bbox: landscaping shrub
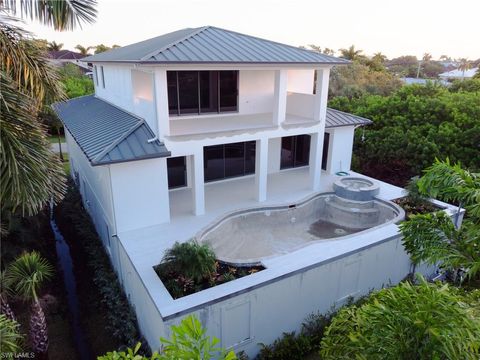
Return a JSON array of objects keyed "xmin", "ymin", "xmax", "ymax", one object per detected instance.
[
  {"xmin": 320, "ymin": 277, "xmax": 480, "ymax": 360},
  {"xmin": 58, "ymin": 183, "xmax": 141, "ymax": 348},
  {"xmin": 256, "ymin": 312, "xmax": 331, "ymax": 360}
]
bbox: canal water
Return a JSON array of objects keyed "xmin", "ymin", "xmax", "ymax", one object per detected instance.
[{"xmin": 50, "ymin": 204, "xmax": 91, "ymax": 360}]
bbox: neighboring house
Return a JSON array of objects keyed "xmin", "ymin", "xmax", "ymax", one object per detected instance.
[
  {"xmin": 53, "ymin": 27, "xmax": 459, "ymax": 357},
  {"xmin": 439, "ymin": 67, "xmax": 478, "ymax": 80},
  {"xmin": 401, "ymin": 77, "xmax": 449, "ymax": 86},
  {"xmin": 48, "ymin": 50, "xmax": 91, "ymax": 72}
]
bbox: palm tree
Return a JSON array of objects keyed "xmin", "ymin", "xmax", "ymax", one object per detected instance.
[
  {"xmin": 372, "ymin": 52, "xmax": 387, "ymax": 64},
  {"xmin": 47, "ymin": 41, "xmax": 63, "ymax": 51},
  {"xmin": 94, "ymin": 43, "xmax": 111, "ymax": 54},
  {"xmin": 0, "ymin": 0, "xmax": 97, "ymax": 219},
  {"xmin": 400, "ymin": 159, "xmax": 480, "ymax": 284},
  {"xmin": 0, "ymin": 314, "xmax": 24, "ymax": 353},
  {"xmin": 74, "ymin": 44, "xmax": 92, "ymax": 55},
  {"xmin": 458, "ymin": 58, "xmax": 472, "ymax": 80},
  {"xmin": 422, "ymin": 52, "xmax": 432, "ymax": 62},
  {"xmin": 7, "ymin": 252, "xmax": 53, "ymax": 356},
  {"xmin": 323, "ymin": 48, "xmax": 335, "ymax": 56},
  {"xmin": 338, "ymin": 45, "xmax": 364, "ymax": 61},
  {"xmin": 0, "ymin": 271, "xmax": 16, "ymax": 321}
]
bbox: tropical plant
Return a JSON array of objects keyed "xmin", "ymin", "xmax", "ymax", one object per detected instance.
[
  {"xmin": 7, "ymin": 252, "xmax": 53, "ymax": 355},
  {"xmin": 458, "ymin": 58, "xmax": 472, "ymax": 79},
  {"xmin": 94, "ymin": 44, "xmax": 111, "ymax": 53},
  {"xmin": 1, "ymin": 0, "xmax": 97, "ymax": 220},
  {"xmin": 400, "ymin": 160, "xmax": 480, "ymax": 284},
  {"xmin": 0, "ymin": 314, "xmax": 24, "ymax": 353},
  {"xmin": 0, "ymin": 271, "xmax": 16, "ymax": 322},
  {"xmin": 160, "ymin": 315, "xmax": 236, "ymax": 360},
  {"xmin": 47, "ymin": 40, "xmax": 62, "ymax": 51},
  {"xmin": 98, "ymin": 315, "xmax": 236, "ymax": 360},
  {"xmin": 161, "ymin": 241, "xmax": 216, "ymax": 282},
  {"xmin": 338, "ymin": 45, "xmax": 364, "ymax": 61},
  {"xmin": 74, "ymin": 44, "xmax": 92, "ymax": 55},
  {"xmin": 320, "ymin": 277, "xmax": 480, "ymax": 359}
]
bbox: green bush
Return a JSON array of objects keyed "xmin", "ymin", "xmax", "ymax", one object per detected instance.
[
  {"xmin": 59, "ymin": 183, "xmax": 140, "ymax": 347},
  {"xmin": 320, "ymin": 277, "xmax": 480, "ymax": 359},
  {"xmin": 161, "ymin": 241, "xmax": 216, "ymax": 283}
]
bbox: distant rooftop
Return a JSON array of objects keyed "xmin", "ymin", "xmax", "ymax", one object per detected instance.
[
  {"xmin": 439, "ymin": 67, "xmax": 478, "ymax": 79},
  {"xmin": 83, "ymin": 26, "xmax": 349, "ymax": 65},
  {"xmin": 52, "ymin": 96, "xmax": 170, "ymax": 166},
  {"xmin": 48, "ymin": 50, "xmax": 85, "ymax": 60}
]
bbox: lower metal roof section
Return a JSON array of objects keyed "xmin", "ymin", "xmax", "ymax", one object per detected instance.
[
  {"xmin": 326, "ymin": 108, "xmax": 372, "ymax": 128},
  {"xmin": 52, "ymin": 95, "xmax": 170, "ymax": 166}
]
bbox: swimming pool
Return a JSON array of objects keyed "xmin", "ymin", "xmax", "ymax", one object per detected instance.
[{"xmin": 197, "ymin": 193, "xmax": 404, "ymax": 265}]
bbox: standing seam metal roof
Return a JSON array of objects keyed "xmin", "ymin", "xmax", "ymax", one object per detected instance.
[
  {"xmin": 325, "ymin": 108, "xmax": 372, "ymax": 128},
  {"xmin": 52, "ymin": 95, "xmax": 170, "ymax": 166},
  {"xmin": 83, "ymin": 26, "xmax": 350, "ymax": 65}
]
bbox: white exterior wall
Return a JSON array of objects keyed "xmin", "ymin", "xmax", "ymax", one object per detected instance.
[
  {"xmin": 238, "ymin": 70, "xmax": 275, "ymax": 114},
  {"xmin": 131, "ymin": 69, "xmax": 156, "ymax": 133},
  {"xmin": 268, "ymin": 137, "xmax": 281, "ymax": 173},
  {"xmin": 94, "ymin": 64, "xmax": 134, "ymax": 112},
  {"xmin": 65, "ymin": 130, "xmax": 116, "ymax": 248},
  {"xmin": 286, "ymin": 69, "xmax": 314, "ymax": 94},
  {"xmin": 325, "ymin": 126, "xmax": 355, "ymax": 174},
  {"xmin": 109, "ymin": 158, "xmax": 170, "ymax": 233}
]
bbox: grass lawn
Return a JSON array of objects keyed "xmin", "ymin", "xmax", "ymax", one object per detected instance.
[
  {"xmin": 49, "ymin": 135, "xmax": 66, "ymax": 143},
  {"xmin": 62, "ymin": 153, "xmax": 70, "ymax": 175}
]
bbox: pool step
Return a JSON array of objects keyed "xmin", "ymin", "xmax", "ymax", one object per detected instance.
[{"xmin": 324, "ymin": 196, "xmax": 380, "ymax": 229}]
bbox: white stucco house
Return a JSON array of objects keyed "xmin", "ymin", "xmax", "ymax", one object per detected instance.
[{"xmin": 53, "ymin": 27, "xmax": 460, "ymax": 357}]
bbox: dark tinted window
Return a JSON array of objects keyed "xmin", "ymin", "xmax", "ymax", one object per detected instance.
[
  {"xmin": 280, "ymin": 135, "xmax": 311, "ymax": 169},
  {"xmin": 219, "ymin": 71, "xmax": 238, "ymax": 112},
  {"xmin": 178, "ymin": 71, "xmax": 199, "ymax": 114},
  {"xmin": 322, "ymin": 133, "xmax": 330, "ymax": 170},
  {"xmin": 167, "ymin": 157, "xmax": 187, "ymax": 188},
  {"xmin": 167, "ymin": 71, "xmax": 238, "ymax": 115},
  {"xmin": 204, "ymin": 141, "xmax": 256, "ymax": 182}
]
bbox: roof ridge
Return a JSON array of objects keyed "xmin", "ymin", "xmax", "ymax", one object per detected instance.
[
  {"xmin": 140, "ymin": 26, "xmax": 210, "ymax": 61},
  {"xmin": 208, "ymin": 26, "xmax": 349, "ymax": 64},
  {"xmin": 92, "ymin": 120, "xmax": 146, "ymax": 164}
]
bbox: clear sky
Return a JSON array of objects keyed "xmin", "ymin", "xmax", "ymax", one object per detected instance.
[{"xmin": 21, "ymin": 0, "xmax": 480, "ymax": 60}]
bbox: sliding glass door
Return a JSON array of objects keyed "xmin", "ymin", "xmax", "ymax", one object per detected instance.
[
  {"xmin": 204, "ymin": 141, "xmax": 256, "ymax": 182},
  {"xmin": 280, "ymin": 135, "xmax": 311, "ymax": 169}
]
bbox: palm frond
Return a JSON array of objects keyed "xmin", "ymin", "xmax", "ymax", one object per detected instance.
[
  {"xmin": 0, "ymin": 314, "xmax": 24, "ymax": 353},
  {"xmin": 2, "ymin": 0, "xmax": 97, "ymax": 31},
  {"xmin": 6, "ymin": 251, "xmax": 53, "ymax": 302},
  {"xmin": 0, "ymin": 15, "xmax": 65, "ymax": 103},
  {"xmin": 1, "ymin": 72, "xmax": 66, "ymax": 216}
]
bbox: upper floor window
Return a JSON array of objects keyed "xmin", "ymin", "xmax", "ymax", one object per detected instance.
[
  {"xmin": 167, "ymin": 70, "xmax": 238, "ymax": 115},
  {"xmin": 94, "ymin": 66, "xmax": 99, "ymax": 86},
  {"xmin": 100, "ymin": 66, "xmax": 105, "ymax": 88}
]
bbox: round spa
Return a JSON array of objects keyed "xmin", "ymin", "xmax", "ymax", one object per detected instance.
[
  {"xmin": 333, "ymin": 177, "xmax": 380, "ymax": 201},
  {"xmin": 196, "ymin": 193, "xmax": 404, "ymax": 266}
]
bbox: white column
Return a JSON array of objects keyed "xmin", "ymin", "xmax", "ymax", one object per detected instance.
[
  {"xmin": 309, "ymin": 132, "xmax": 325, "ymax": 191},
  {"xmin": 154, "ymin": 68, "xmax": 170, "ymax": 139},
  {"xmin": 192, "ymin": 152, "xmax": 205, "ymax": 216},
  {"xmin": 273, "ymin": 69, "xmax": 288, "ymax": 125},
  {"xmin": 255, "ymin": 138, "xmax": 268, "ymax": 202},
  {"xmin": 313, "ymin": 68, "xmax": 330, "ymax": 122}
]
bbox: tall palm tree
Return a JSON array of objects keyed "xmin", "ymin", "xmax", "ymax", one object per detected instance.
[
  {"xmin": 338, "ymin": 45, "xmax": 364, "ymax": 61},
  {"xmin": 422, "ymin": 52, "xmax": 432, "ymax": 62},
  {"xmin": 94, "ymin": 43, "xmax": 111, "ymax": 54},
  {"xmin": 47, "ymin": 40, "xmax": 63, "ymax": 51},
  {"xmin": 74, "ymin": 44, "xmax": 92, "ymax": 55},
  {"xmin": 372, "ymin": 52, "xmax": 387, "ymax": 64},
  {"xmin": 458, "ymin": 58, "xmax": 472, "ymax": 80},
  {"xmin": 7, "ymin": 252, "xmax": 53, "ymax": 356},
  {"xmin": 0, "ymin": 0, "xmax": 97, "ymax": 219}
]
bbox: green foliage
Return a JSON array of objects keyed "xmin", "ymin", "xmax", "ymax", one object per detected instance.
[
  {"xmin": 98, "ymin": 316, "xmax": 236, "ymax": 360},
  {"xmin": 329, "ymin": 63, "xmax": 402, "ymax": 98},
  {"xmin": 161, "ymin": 241, "xmax": 217, "ymax": 283},
  {"xmin": 256, "ymin": 312, "xmax": 331, "ymax": 360},
  {"xmin": 0, "ymin": 314, "xmax": 24, "ymax": 353},
  {"xmin": 62, "ymin": 75, "xmax": 94, "ymax": 98},
  {"xmin": 60, "ymin": 184, "xmax": 140, "ymax": 347},
  {"xmin": 330, "ymin": 84, "xmax": 480, "ymax": 185},
  {"xmin": 6, "ymin": 251, "xmax": 53, "ymax": 301},
  {"xmin": 320, "ymin": 277, "xmax": 480, "ymax": 360},
  {"xmin": 449, "ymin": 78, "xmax": 480, "ymax": 93}
]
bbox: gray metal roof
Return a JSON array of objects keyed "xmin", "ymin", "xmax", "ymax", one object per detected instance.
[
  {"xmin": 326, "ymin": 108, "xmax": 372, "ymax": 128},
  {"xmin": 83, "ymin": 26, "xmax": 349, "ymax": 65},
  {"xmin": 52, "ymin": 95, "xmax": 170, "ymax": 166}
]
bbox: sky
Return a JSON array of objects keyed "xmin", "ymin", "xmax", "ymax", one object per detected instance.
[{"xmin": 21, "ymin": 0, "xmax": 480, "ymax": 60}]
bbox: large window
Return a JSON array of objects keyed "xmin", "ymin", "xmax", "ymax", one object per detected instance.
[
  {"xmin": 168, "ymin": 71, "xmax": 238, "ymax": 115},
  {"xmin": 204, "ymin": 141, "xmax": 256, "ymax": 182},
  {"xmin": 280, "ymin": 135, "xmax": 311, "ymax": 169}
]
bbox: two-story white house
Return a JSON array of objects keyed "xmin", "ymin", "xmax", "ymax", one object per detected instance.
[{"xmin": 53, "ymin": 27, "xmax": 455, "ymax": 357}]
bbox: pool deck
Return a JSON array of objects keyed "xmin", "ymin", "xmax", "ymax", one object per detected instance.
[{"xmin": 118, "ymin": 168, "xmax": 411, "ymax": 317}]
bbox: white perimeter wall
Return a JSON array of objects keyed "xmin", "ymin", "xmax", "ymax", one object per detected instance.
[
  {"xmin": 109, "ymin": 158, "xmax": 170, "ymax": 233},
  {"xmin": 66, "ymin": 130, "xmax": 115, "ymax": 247},
  {"xmin": 116, "ymin": 234, "xmax": 434, "ymax": 358}
]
